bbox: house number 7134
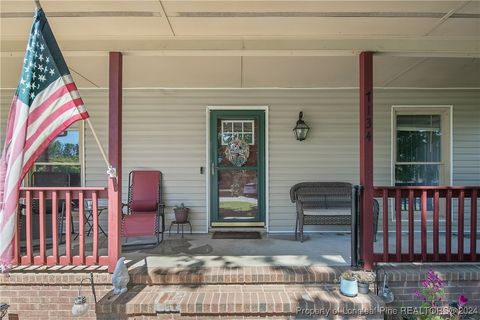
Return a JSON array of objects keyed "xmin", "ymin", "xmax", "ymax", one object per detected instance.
[{"xmin": 365, "ymin": 91, "xmax": 372, "ymax": 142}]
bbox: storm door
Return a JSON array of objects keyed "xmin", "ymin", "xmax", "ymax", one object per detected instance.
[{"xmin": 210, "ymin": 110, "xmax": 265, "ymax": 226}]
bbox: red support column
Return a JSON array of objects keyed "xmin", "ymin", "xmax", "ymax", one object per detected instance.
[
  {"xmin": 108, "ymin": 52, "xmax": 123, "ymax": 272},
  {"xmin": 359, "ymin": 52, "xmax": 374, "ymax": 270}
]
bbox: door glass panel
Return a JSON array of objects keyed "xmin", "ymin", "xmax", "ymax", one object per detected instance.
[
  {"xmin": 218, "ymin": 170, "xmax": 258, "ymax": 220},
  {"xmin": 218, "ymin": 119, "xmax": 257, "ymax": 167},
  {"xmin": 233, "ymin": 122, "xmax": 242, "ymax": 132}
]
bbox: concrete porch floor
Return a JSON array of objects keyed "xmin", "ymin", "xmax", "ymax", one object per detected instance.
[
  {"xmin": 123, "ymin": 233, "xmax": 353, "ymax": 269},
  {"xmin": 119, "ymin": 230, "xmax": 479, "ymax": 269}
]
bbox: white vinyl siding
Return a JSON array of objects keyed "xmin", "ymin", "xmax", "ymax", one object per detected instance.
[{"xmin": 1, "ymin": 89, "xmax": 479, "ymax": 233}]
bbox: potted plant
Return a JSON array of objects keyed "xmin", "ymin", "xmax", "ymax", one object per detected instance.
[
  {"xmin": 353, "ymin": 271, "xmax": 375, "ymax": 294},
  {"xmin": 339, "ymin": 271, "xmax": 358, "ymax": 297},
  {"xmin": 173, "ymin": 203, "xmax": 189, "ymax": 223}
]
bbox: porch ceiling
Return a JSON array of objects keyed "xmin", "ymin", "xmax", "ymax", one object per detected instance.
[{"xmin": 0, "ymin": 0, "xmax": 479, "ymax": 89}]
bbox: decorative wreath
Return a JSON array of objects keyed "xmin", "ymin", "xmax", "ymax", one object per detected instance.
[{"xmin": 225, "ymin": 138, "xmax": 250, "ymax": 167}]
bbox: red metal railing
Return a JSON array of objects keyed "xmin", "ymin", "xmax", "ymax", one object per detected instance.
[
  {"xmin": 373, "ymin": 186, "xmax": 479, "ymax": 263},
  {"xmin": 14, "ymin": 187, "xmax": 109, "ymax": 267}
]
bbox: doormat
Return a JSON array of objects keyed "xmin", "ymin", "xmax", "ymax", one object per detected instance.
[{"xmin": 212, "ymin": 231, "xmax": 261, "ymax": 239}]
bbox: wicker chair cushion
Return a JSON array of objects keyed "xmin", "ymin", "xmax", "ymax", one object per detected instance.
[{"xmin": 303, "ymin": 208, "xmax": 351, "ymax": 216}]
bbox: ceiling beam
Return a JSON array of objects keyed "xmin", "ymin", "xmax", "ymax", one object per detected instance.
[
  {"xmin": 2, "ymin": 11, "xmax": 479, "ymax": 19},
  {"xmin": 171, "ymin": 11, "xmax": 480, "ymax": 18},
  {"xmin": 0, "ymin": 11, "xmax": 162, "ymax": 18},
  {"xmin": 2, "ymin": 38, "xmax": 478, "ymax": 58},
  {"xmin": 2, "ymin": 34, "xmax": 476, "ymax": 42},
  {"xmin": 3, "ymin": 50, "xmax": 477, "ymax": 58}
]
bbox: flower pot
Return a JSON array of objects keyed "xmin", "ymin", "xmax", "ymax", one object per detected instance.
[
  {"xmin": 340, "ymin": 276, "xmax": 358, "ymax": 297},
  {"xmin": 174, "ymin": 208, "xmax": 189, "ymax": 223},
  {"xmin": 358, "ymin": 281, "xmax": 370, "ymax": 294}
]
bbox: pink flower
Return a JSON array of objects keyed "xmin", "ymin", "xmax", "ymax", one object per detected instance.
[
  {"xmin": 458, "ymin": 295, "xmax": 468, "ymax": 307},
  {"xmin": 414, "ymin": 290, "xmax": 421, "ymax": 298}
]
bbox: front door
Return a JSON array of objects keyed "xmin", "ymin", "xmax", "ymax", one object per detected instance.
[{"xmin": 210, "ymin": 110, "xmax": 266, "ymax": 227}]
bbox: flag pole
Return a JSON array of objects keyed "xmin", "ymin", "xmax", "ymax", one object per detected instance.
[
  {"xmin": 31, "ymin": 0, "xmax": 116, "ymax": 178},
  {"xmin": 85, "ymin": 119, "xmax": 117, "ymax": 178}
]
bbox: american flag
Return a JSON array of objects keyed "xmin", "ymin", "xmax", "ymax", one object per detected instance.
[{"xmin": 0, "ymin": 8, "xmax": 88, "ymax": 271}]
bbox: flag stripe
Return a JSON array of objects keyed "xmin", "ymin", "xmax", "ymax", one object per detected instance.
[
  {"xmin": 0, "ymin": 217, "xmax": 15, "ymax": 262},
  {"xmin": 27, "ymin": 78, "xmax": 75, "ymax": 121},
  {"xmin": 5, "ymin": 99, "xmax": 26, "ymax": 153},
  {"xmin": 27, "ymin": 92, "xmax": 85, "ymax": 139},
  {"xmin": 3, "ymin": 99, "xmax": 21, "ymax": 145},
  {"xmin": 2, "ymin": 103, "xmax": 30, "ymax": 207},
  {"xmin": 0, "ymin": 107, "xmax": 28, "ymax": 261},
  {"xmin": 0, "ymin": 99, "xmax": 21, "ymax": 209},
  {"xmin": 28, "ymin": 77, "xmax": 83, "ymax": 119},
  {"xmin": 24, "ymin": 98, "xmax": 83, "ymax": 151}
]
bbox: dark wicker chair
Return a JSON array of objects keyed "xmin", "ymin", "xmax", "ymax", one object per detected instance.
[{"xmin": 290, "ymin": 182, "xmax": 379, "ymax": 242}]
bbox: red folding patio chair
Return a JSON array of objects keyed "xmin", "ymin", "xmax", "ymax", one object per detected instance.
[{"xmin": 121, "ymin": 170, "xmax": 165, "ymax": 247}]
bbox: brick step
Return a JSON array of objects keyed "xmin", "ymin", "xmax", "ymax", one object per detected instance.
[
  {"xmin": 96, "ymin": 283, "xmax": 385, "ymax": 319},
  {"xmin": 129, "ymin": 265, "xmax": 350, "ymax": 285}
]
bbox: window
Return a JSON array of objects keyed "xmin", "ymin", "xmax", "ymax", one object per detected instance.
[
  {"xmin": 395, "ymin": 115, "xmax": 442, "ymax": 186},
  {"xmin": 221, "ymin": 120, "xmax": 255, "ymax": 145},
  {"xmin": 392, "ymin": 107, "xmax": 451, "ymax": 211},
  {"xmin": 31, "ymin": 123, "xmax": 83, "ymax": 186}
]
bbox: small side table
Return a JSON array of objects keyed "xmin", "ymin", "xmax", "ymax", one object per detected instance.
[{"xmin": 168, "ymin": 221, "xmax": 192, "ymax": 238}]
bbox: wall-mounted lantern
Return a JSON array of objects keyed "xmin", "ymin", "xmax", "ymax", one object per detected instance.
[
  {"xmin": 0, "ymin": 303, "xmax": 9, "ymax": 320},
  {"xmin": 293, "ymin": 111, "xmax": 310, "ymax": 141}
]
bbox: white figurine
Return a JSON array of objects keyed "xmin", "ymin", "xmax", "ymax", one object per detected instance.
[{"xmin": 112, "ymin": 257, "xmax": 129, "ymax": 295}]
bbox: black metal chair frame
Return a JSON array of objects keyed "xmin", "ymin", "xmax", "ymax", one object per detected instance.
[
  {"xmin": 84, "ymin": 205, "xmax": 107, "ymax": 237},
  {"xmin": 73, "ymin": 201, "xmax": 108, "ymax": 241}
]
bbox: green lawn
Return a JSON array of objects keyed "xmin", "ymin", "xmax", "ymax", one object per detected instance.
[{"xmin": 220, "ymin": 201, "xmax": 256, "ymax": 212}]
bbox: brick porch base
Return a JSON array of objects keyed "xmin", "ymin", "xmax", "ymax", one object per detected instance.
[
  {"xmin": 0, "ymin": 267, "xmax": 112, "ymax": 319},
  {"xmin": 96, "ymin": 283, "xmax": 384, "ymax": 319},
  {"xmin": 2, "ymin": 263, "xmax": 479, "ymax": 319},
  {"xmin": 96, "ymin": 265, "xmax": 384, "ymax": 319}
]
